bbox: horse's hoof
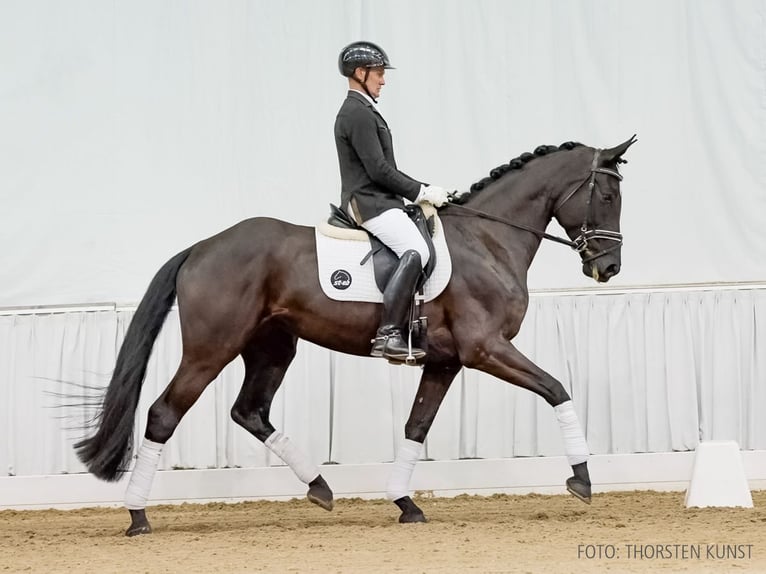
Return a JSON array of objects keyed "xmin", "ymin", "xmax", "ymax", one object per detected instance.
[
  {"xmin": 393, "ymin": 496, "xmax": 428, "ymax": 524},
  {"xmin": 125, "ymin": 523, "xmax": 152, "ymax": 537},
  {"xmin": 566, "ymin": 476, "xmax": 592, "ymax": 504},
  {"xmin": 307, "ymin": 492, "xmax": 334, "ymax": 511},
  {"xmin": 307, "ymin": 475, "xmax": 334, "ymax": 511},
  {"xmin": 125, "ymin": 509, "xmax": 152, "ymax": 537},
  {"xmin": 399, "ymin": 509, "xmax": 428, "ymax": 523}
]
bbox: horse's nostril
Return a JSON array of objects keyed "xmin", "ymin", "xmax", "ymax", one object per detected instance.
[{"xmin": 605, "ymin": 264, "xmax": 620, "ymax": 277}]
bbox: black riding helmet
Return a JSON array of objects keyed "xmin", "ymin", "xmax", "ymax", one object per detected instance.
[{"xmin": 338, "ymin": 41, "xmax": 395, "ymax": 77}]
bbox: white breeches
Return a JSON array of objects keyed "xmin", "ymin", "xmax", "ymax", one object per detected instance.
[{"xmin": 361, "ymin": 208, "xmax": 430, "ymax": 267}]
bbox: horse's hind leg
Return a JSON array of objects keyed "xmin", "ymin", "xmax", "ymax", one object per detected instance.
[
  {"xmin": 125, "ymin": 355, "xmax": 229, "ymax": 536},
  {"xmin": 230, "ymin": 326, "xmax": 333, "ymax": 511},
  {"xmin": 461, "ymin": 336, "xmax": 591, "ymax": 503},
  {"xmin": 388, "ymin": 361, "xmax": 461, "ymax": 523}
]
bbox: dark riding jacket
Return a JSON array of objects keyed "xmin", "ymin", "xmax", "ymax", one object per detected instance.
[{"xmin": 334, "ymin": 90, "xmax": 423, "ymax": 222}]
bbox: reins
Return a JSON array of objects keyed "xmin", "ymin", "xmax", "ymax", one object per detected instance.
[
  {"xmin": 442, "ymin": 149, "xmax": 624, "ymax": 262},
  {"xmin": 442, "ymin": 202, "xmax": 578, "ymax": 248}
]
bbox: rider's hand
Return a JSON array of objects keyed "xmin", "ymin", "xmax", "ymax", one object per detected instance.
[{"xmin": 417, "ymin": 185, "xmax": 452, "ymax": 207}]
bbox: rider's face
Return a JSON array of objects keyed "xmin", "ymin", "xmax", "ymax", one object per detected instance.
[{"xmin": 355, "ymin": 66, "xmax": 386, "ymax": 98}]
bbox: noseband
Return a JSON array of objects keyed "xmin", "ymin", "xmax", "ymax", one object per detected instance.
[{"xmin": 552, "ymin": 149, "xmax": 623, "ymax": 264}]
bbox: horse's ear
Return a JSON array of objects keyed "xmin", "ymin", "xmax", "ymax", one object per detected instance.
[{"xmin": 601, "ymin": 134, "xmax": 637, "ymax": 164}]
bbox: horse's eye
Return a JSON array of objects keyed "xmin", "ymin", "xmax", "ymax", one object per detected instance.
[{"xmin": 601, "ymin": 193, "xmax": 614, "ymax": 204}]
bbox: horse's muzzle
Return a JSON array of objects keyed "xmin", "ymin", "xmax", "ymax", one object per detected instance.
[{"xmin": 584, "ymin": 260, "xmax": 621, "ymax": 283}]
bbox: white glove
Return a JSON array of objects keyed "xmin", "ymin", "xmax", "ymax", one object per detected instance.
[{"xmin": 416, "ymin": 184, "xmax": 451, "ymax": 207}]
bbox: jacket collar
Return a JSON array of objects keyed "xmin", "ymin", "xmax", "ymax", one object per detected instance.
[
  {"xmin": 348, "ymin": 89, "xmax": 376, "ymax": 107},
  {"xmin": 346, "ymin": 90, "xmax": 387, "ymax": 123}
]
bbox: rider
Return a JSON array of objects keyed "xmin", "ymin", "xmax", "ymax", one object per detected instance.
[{"xmin": 334, "ymin": 41, "xmax": 452, "ymax": 362}]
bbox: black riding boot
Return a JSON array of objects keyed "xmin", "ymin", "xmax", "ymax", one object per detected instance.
[{"xmin": 370, "ymin": 250, "xmax": 425, "ymax": 362}]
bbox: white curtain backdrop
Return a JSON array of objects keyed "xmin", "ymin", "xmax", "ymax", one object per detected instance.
[
  {"xmin": 1, "ymin": 0, "xmax": 765, "ymax": 307},
  {"xmin": 2, "ymin": 287, "xmax": 764, "ymax": 477}
]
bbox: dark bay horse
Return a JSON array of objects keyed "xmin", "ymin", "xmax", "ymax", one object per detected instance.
[{"xmin": 75, "ymin": 136, "xmax": 636, "ymax": 536}]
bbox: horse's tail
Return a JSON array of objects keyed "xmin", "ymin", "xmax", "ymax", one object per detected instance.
[{"xmin": 74, "ymin": 247, "xmax": 193, "ymax": 481}]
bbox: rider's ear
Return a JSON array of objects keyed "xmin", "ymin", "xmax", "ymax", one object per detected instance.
[{"xmin": 601, "ymin": 134, "xmax": 637, "ymax": 165}]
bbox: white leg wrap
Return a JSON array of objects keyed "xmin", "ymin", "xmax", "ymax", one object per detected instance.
[
  {"xmin": 264, "ymin": 431, "xmax": 319, "ymax": 484},
  {"xmin": 554, "ymin": 400, "xmax": 590, "ymax": 466},
  {"xmin": 386, "ymin": 439, "xmax": 423, "ymax": 501},
  {"xmin": 124, "ymin": 439, "xmax": 163, "ymax": 510}
]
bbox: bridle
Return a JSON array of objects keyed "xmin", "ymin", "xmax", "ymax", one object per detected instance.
[
  {"xmin": 444, "ymin": 149, "xmax": 624, "ymax": 265},
  {"xmin": 552, "ymin": 149, "xmax": 624, "ymax": 264}
]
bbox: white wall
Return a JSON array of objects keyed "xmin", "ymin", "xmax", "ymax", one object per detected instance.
[{"xmin": 2, "ymin": 0, "xmax": 765, "ymax": 307}]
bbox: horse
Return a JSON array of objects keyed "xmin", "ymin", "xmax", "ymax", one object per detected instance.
[{"xmin": 75, "ymin": 135, "xmax": 636, "ymax": 536}]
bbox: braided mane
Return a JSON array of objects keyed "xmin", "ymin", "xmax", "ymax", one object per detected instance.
[{"xmin": 452, "ymin": 141, "xmax": 582, "ymax": 204}]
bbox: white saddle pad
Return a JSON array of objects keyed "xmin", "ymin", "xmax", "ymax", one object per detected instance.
[{"xmin": 315, "ymin": 214, "xmax": 452, "ymax": 303}]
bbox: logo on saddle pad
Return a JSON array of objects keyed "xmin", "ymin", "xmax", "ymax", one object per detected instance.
[{"xmin": 330, "ymin": 269, "xmax": 352, "ymax": 290}]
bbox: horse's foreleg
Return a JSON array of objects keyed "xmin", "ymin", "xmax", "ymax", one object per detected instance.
[
  {"xmin": 462, "ymin": 337, "xmax": 591, "ymax": 503},
  {"xmin": 125, "ymin": 358, "xmax": 225, "ymax": 536},
  {"xmin": 230, "ymin": 328, "xmax": 333, "ymax": 511},
  {"xmin": 388, "ymin": 362, "xmax": 461, "ymax": 523}
]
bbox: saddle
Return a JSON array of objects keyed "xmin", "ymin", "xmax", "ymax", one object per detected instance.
[{"xmin": 326, "ymin": 204, "xmax": 437, "ymax": 292}]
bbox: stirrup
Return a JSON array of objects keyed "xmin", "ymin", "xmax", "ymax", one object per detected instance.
[
  {"xmin": 384, "ymin": 346, "xmax": 426, "ymax": 363},
  {"xmin": 370, "ymin": 331, "xmax": 425, "ymax": 364}
]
